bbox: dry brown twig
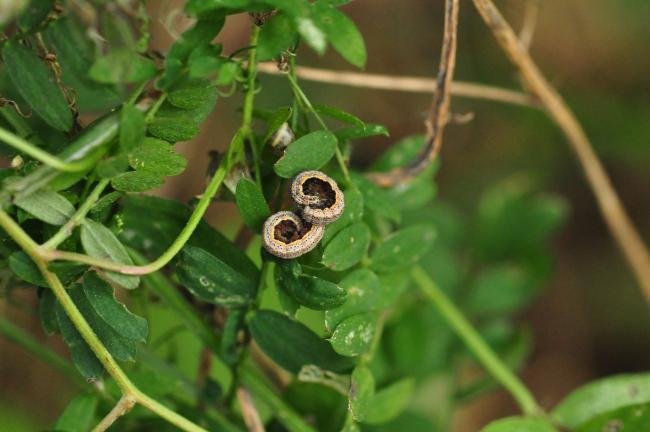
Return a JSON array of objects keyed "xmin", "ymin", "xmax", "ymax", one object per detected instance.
[
  {"xmin": 237, "ymin": 387, "xmax": 266, "ymax": 432},
  {"xmin": 257, "ymin": 62, "xmax": 536, "ymax": 108},
  {"xmin": 366, "ymin": 0, "xmax": 460, "ymax": 187},
  {"xmin": 519, "ymin": 0, "xmax": 541, "ymax": 51},
  {"xmin": 471, "ymin": 0, "xmax": 650, "ymax": 300}
]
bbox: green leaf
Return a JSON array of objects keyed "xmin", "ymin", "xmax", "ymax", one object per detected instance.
[
  {"xmin": 325, "ymin": 269, "xmax": 380, "ymax": 331},
  {"xmin": 371, "ymin": 135, "xmax": 426, "ymax": 171},
  {"xmin": 257, "ymin": 13, "xmax": 297, "ymax": 61},
  {"xmin": 119, "ymin": 104, "xmax": 146, "ymax": 152},
  {"xmin": 56, "ymin": 304, "xmax": 104, "ymax": 380},
  {"xmin": 263, "ymin": 106, "xmax": 293, "ymax": 143},
  {"xmin": 128, "ymin": 138, "xmax": 187, "ymax": 176},
  {"xmin": 97, "ymin": 155, "xmax": 129, "ymax": 179},
  {"xmin": 120, "ymin": 195, "xmax": 259, "ymax": 281},
  {"xmin": 274, "ymin": 130, "xmax": 338, "ymax": 178},
  {"xmin": 323, "ymin": 187, "xmax": 364, "ymax": 245},
  {"xmin": 312, "ymin": 2, "xmax": 367, "ymax": 68},
  {"xmin": 370, "ymin": 224, "xmax": 436, "ymax": 273},
  {"xmin": 185, "ymin": 0, "xmax": 251, "ymax": 15},
  {"xmin": 475, "ymin": 179, "xmax": 568, "ymax": 261},
  {"xmin": 10, "ymin": 251, "xmax": 85, "ymax": 288},
  {"xmin": 39, "ymin": 290, "xmax": 59, "ymax": 335},
  {"xmin": 14, "ymin": 189, "xmax": 74, "ymax": 225},
  {"xmin": 275, "ymin": 260, "xmax": 347, "ymax": 311},
  {"xmin": 330, "ymin": 312, "xmax": 376, "ymax": 357},
  {"xmin": 322, "ymin": 222, "xmax": 370, "ymax": 271},
  {"xmin": 352, "ymin": 174, "xmax": 400, "ymax": 222},
  {"xmin": 364, "ymin": 378, "xmax": 415, "ymax": 424},
  {"xmin": 148, "ymin": 117, "xmax": 200, "ymax": 143},
  {"xmin": 2, "ymin": 40, "xmax": 73, "ymax": 131},
  {"xmin": 82, "ymin": 273, "xmax": 148, "ymax": 343},
  {"xmin": 482, "ymin": 416, "xmax": 557, "ymax": 432},
  {"xmin": 220, "ymin": 308, "xmax": 246, "ymax": 366},
  {"xmin": 335, "ymin": 124, "xmax": 389, "ymax": 141},
  {"xmin": 17, "ymin": 0, "xmax": 54, "ymax": 33},
  {"xmin": 89, "ymin": 52, "xmax": 157, "ymax": 84},
  {"xmin": 296, "ymin": 17, "xmax": 327, "ymax": 54},
  {"xmin": 42, "ymin": 18, "xmax": 120, "ymax": 111},
  {"xmin": 177, "ymin": 246, "xmax": 257, "ymax": 307},
  {"xmin": 349, "ymin": 366, "xmax": 375, "ymax": 422},
  {"xmin": 168, "ymin": 81, "xmax": 215, "ymax": 110},
  {"xmin": 53, "ymin": 393, "xmax": 98, "ymax": 432},
  {"xmin": 576, "ymin": 403, "xmax": 650, "ymax": 432},
  {"xmin": 80, "ymin": 219, "xmax": 140, "ymax": 289},
  {"xmin": 466, "ymin": 265, "xmax": 536, "ymax": 316},
  {"xmin": 235, "ymin": 178, "xmax": 271, "ymax": 231},
  {"xmin": 158, "ymin": 17, "xmax": 225, "ymax": 90},
  {"xmin": 314, "ymin": 104, "xmax": 365, "ymax": 127},
  {"xmin": 111, "ymin": 170, "xmax": 163, "ymax": 192},
  {"xmin": 552, "ymin": 373, "xmax": 650, "ymax": 429},
  {"xmin": 68, "ymin": 283, "xmax": 138, "ymax": 362},
  {"xmin": 250, "ymin": 310, "xmax": 354, "ymax": 374}
]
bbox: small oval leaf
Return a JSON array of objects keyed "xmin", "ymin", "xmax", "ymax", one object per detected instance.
[
  {"xmin": 322, "ymin": 222, "xmax": 370, "ymax": 271},
  {"xmin": 177, "ymin": 246, "xmax": 257, "ymax": 307},
  {"xmin": 330, "ymin": 312, "xmax": 376, "ymax": 357},
  {"xmin": 235, "ymin": 178, "xmax": 271, "ymax": 231},
  {"xmin": 250, "ymin": 309, "xmax": 353, "ymax": 374},
  {"xmin": 274, "ymin": 130, "xmax": 337, "ymax": 178},
  {"xmin": 80, "ymin": 219, "xmax": 140, "ymax": 289}
]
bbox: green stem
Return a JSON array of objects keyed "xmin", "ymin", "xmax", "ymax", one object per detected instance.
[
  {"xmin": 411, "ymin": 266, "xmax": 542, "ymax": 416},
  {"xmin": 144, "ymin": 94, "xmax": 168, "ymax": 123},
  {"xmin": 43, "ymin": 160, "xmax": 229, "ymax": 275},
  {"xmin": 0, "ymin": 315, "xmax": 86, "ymax": 388},
  {"xmin": 285, "ymin": 73, "xmax": 351, "ymax": 183},
  {"xmin": 0, "ymin": 209, "xmax": 208, "ymax": 432},
  {"xmin": 241, "ymin": 25, "xmax": 262, "ymax": 188},
  {"xmin": 43, "ymin": 179, "xmax": 110, "ymax": 249},
  {"xmin": 133, "ymin": 255, "xmax": 310, "ymax": 431},
  {"xmin": 0, "ymin": 126, "xmax": 96, "ymax": 172}
]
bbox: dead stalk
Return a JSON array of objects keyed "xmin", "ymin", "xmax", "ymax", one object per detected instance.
[{"xmin": 471, "ymin": 0, "xmax": 650, "ymax": 301}]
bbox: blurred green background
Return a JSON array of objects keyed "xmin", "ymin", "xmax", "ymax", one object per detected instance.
[{"xmin": 1, "ymin": 1, "xmax": 649, "ymax": 430}]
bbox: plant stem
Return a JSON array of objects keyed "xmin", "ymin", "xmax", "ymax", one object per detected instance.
[
  {"xmin": 43, "ymin": 160, "xmax": 229, "ymax": 275},
  {"xmin": 285, "ymin": 72, "xmax": 351, "ymax": 184},
  {"xmin": 43, "ymin": 179, "xmax": 110, "ymax": 249},
  {"xmin": 0, "ymin": 126, "xmax": 95, "ymax": 172},
  {"xmin": 244, "ymin": 26, "xmax": 263, "ymax": 189},
  {"xmin": 0, "ymin": 209, "xmax": 208, "ymax": 432},
  {"xmin": 411, "ymin": 266, "xmax": 542, "ymax": 416},
  {"xmin": 92, "ymin": 394, "xmax": 137, "ymax": 432},
  {"xmin": 133, "ymin": 257, "xmax": 310, "ymax": 432},
  {"xmin": 0, "ymin": 315, "xmax": 86, "ymax": 388}
]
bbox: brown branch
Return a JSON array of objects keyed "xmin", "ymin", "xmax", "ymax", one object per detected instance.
[
  {"xmin": 237, "ymin": 387, "xmax": 266, "ymax": 432},
  {"xmin": 519, "ymin": 0, "xmax": 541, "ymax": 51},
  {"xmin": 257, "ymin": 63, "xmax": 536, "ymax": 108},
  {"xmin": 92, "ymin": 394, "xmax": 137, "ymax": 432},
  {"xmin": 367, "ymin": 0, "xmax": 460, "ymax": 187},
  {"xmin": 471, "ymin": 0, "xmax": 650, "ymax": 301}
]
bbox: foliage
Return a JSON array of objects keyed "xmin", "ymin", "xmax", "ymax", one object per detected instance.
[{"xmin": 0, "ymin": 1, "xmax": 641, "ymax": 432}]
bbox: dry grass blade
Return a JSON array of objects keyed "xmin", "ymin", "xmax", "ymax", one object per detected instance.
[
  {"xmin": 367, "ymin": 0, "xmax": 460, "ymax": 187},
  {"xmin": 472, "ymin": 0, "xmax": 650, "ymax": 301},
  {"xmin": 257, "ymin": 63, "xmax": 536, "ymax": 107}
]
